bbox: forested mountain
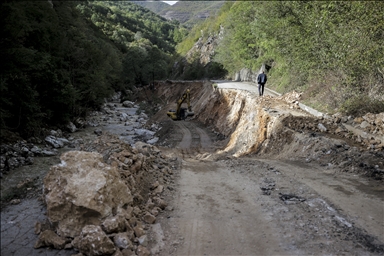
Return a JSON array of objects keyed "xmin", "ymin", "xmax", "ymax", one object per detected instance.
[
  {"xmin": 178, "ymin": 1, "xmax": 384, "ymax": 115},
  {"xmin": 132, "ymin": 0, "xmax": 224, "ymax": 28},
  {"xmin": 0, "ymin": 1, "xmax": 180, "ymax": 137}
]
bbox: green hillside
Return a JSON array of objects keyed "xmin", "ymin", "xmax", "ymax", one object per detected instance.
[
  {"xmin": 0, "ymin": 1, "xmax": 180, "ymax": 137},
  {"xmin": 179, "ymin": 1, "xmax": 384, "ymax": 115}
]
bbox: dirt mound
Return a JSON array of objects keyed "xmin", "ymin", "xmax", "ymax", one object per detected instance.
[{"xmin": 35, "ymin": 134, "xmax": 180, "ymax": 255}]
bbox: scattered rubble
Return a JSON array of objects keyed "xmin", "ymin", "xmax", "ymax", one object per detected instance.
[{"xmin": 36, "ymin": 133, "xmax": 179, "ymax": 255}]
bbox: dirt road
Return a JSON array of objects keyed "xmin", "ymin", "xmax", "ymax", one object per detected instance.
[
  {"xmin": 153, "ymin": 118, "xmax": 383, "ymax": 255},
  {"xmin": 150, "ymin": 79, "xmax": 384, "ymax": 256}
]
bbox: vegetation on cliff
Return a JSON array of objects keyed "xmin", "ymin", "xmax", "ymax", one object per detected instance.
[{"xmin": 179, "ymin": 1, "xmax": 384, "ymax": 115}]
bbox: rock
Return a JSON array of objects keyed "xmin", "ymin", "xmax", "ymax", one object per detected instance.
[
  {"xmin": 94, "ymin": 129, "xmax": 103, "ymax": 136},
  {"xmin": 35, "ymin": 221, "xmax": 42, "ymax": 234},
  {"xmin": 146, "ymin": 137, "xmax": 159, "ymax": 145},
  {"xmin": 10, "ymin": 199, "xmax": 21, "ymax": 204},
  {"xmin": 142, "ymin": 213, "xmax": 156, "ymax": 224},
  {"xmin": 354, "ymin": 117, "xmax": 364, "ymax": 124},
  {"xmin": 153, "ymin": 185, "xmax": 164, "ymax": 194},
  {"xmin": 74, "ymin": 118, "xmax": 86, "ymax": 128},
  {"xmin": 30, "ymin": 145, "xmax": 42, "ymax": 154},
  {"xmin": 113, "ymin": 249, "xmax": 124, "ymax": 256},
  {"xmin": 136, "ymin": 245, "xmax": 150, "ymax": 256},
  {"xmin": 45, "ymin": 135, "xmax": 64, "ymax": 148},
  {"xmin": 138, "ymin": 235, "xmax": 148, "ymax": 246},
  {"xmin": 66, "ymin": 122, "xmax": 77, "ymax": 133},
  {"xmin": 120, "ymin": 113, "xmax": 129, "ymax": 122},
  {"xmin": 134, "ymin": 129, "xmax": 155, "ymax": 137},
  {"xmin": 41, "ymin": 150, "xmax": 57, "ymax": 156},
  {"xmin": 360, "ymin": 121, "xmax": 370, "ymax": 129},
  {"xmin": 102, "ymin": 215, "xmax": 127, "ymax": 234},
  {"xmin": 317, "ymin": 123, "xmax": 327, "ymax": 132},
  {"xmin": 73, "ymin": 225, "xmax": 116, "ymax": 256},
  {"xmin": 121, "ymin": 249, "xmax": 136, "ymax": 256},
  {"xmin": 34, "ymin": 230, "xmax": 66, "ymax": 249},
  {"xmin": 44, "ymin": 151, "xmax": 133, "ymax": 237},
  {"xmin": 133, "ymin": 225, "xmax": 145, "ymax": 238},
  {"xmin": 113, "ymin": 232, "xmax": 133, "ymax": 249},
  {"xmin": 153, "ymin": 197, "xmax": 167, "ymax": 210},
  {"xmin": 151, "ymin": 181, "xmax": 160, "ymax": 189},
  {"xmin": 122, "ymin": 101, "xmax": 135, "ymax": 108}
]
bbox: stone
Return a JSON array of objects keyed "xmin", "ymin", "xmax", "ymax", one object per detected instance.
[
  {"xmin": 138, "ymin": 235, "xmax": 148, "ymax": 246},
  {"xmin": 45, "ymin": 135, "xmax": 64, "ymax": 148},
  {"xmin": 94, "ymin": 129, "xmax": 103, "ymax": 136},
  {"xmin": 34, "ymin": 230, "xmax": 66, "ymax": 249},
  {"xmin": 354, "ymin": 117, "xmax": 364, "ymax": 124},
  {"xmin": 121, "ymin": 249, "xmax": 136, "ymax": 256},
  {"xmin": 134, "ymin": 129, "xmax": 155, "ymax": 137},
  {"xmin": 120, "ymin": 113, "xmax": 129, "ymax": 122},
  {"xmin": 317, "ymin": 123, "xmax": 327, "ymax": 132},
  {"xmin": 113, "ymin": 249, "xmax": 124, "ymax": 256},
  {"xmin": 360, "ymin": 121, "xmax": 370, "ymax": 129},
  {"xmin": 122, "ymin": 101, "xmax": 135, "ymax": 108},
  {"xmin": 34, "ymin": 221, "xmax": 42, "ymax": 234},
  {"xmin": 142, "ymin": 213, "xmax": 156, "ymax": 224},
  {"xmin": 66, "ymin": 122, "xmax": 77, "ymax": 133},
  {"xmin": 153, "ymin": 185, "xmax": 164, "ymax": 194},
  {"xmin": 136, "ymin": 245, "xmax": 150, "ymax": 256},
  {"xmin": 133, "ymin": 225, "xmax": 145, "ymax": 238},
  {"xmin": 10, "ymin": 199, "xmax": 21, "ymax": 204},
  {"xmin": 41, "ymin": 150, "xmax": 57, "ymax": 156},
  {"xmin": 113, "ymin": 232, "xmax": 133, "ymax": 249},
  {"xmin": 153, "ymin": 197, "xmax": 168, "ymax": 210},
  {"xmin": 73, "ymin": 225, "xmax": 116, "ymax": 256},
  {"xmin": 146, "ymin": 137, "xmax": 159, "ymax": 145},
  {"xmin": 102, "ymin": 215, "xmax": 127, "ymax": 234},
  {"xmin": 44, "ymin": 151, "xmax": 133, "ymax": 237}
]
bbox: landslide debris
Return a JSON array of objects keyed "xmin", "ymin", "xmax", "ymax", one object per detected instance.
[{"xmin": 35, "ymin": 134, "xmax": 179, "ymax": 255}]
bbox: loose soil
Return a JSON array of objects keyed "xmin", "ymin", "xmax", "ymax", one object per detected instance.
[{"xmin": 150, "ymin": 119, "xmax": 384, "ymax": 255}]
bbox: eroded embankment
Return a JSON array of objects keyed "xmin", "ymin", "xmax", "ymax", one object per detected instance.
[
  {"xmin": 155, "ymin": 81, "xmax": 384, "ymax": 178},
  {"xmin": 155, "ymin": 80, "xmax": 307, "ymax": 157}
]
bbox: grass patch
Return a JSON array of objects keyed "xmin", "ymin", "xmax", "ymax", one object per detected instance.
[{"xmin": 341, "ymin": 95, "xmax": 384, "ymax": 116}]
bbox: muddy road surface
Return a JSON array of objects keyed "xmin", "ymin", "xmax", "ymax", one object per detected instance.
[{"xmin": 151, "ymin": 117, "xmax": 384, "ymax": 256}]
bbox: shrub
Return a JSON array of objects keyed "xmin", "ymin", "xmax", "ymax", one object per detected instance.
[{"xmin": 341, "ymin": 95, "xmax": 384, "ymax": 116}]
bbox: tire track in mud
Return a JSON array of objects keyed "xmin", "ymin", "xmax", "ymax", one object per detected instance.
[
  {"xmin": 175, "ymin": 122, "xmax": 192, "ymax": 149},
  {"xmin": 176, "ymin": 121, "xmax": 213, "ymax": 157}
]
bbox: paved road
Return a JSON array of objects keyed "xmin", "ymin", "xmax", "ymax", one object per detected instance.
[{"xmin": 212, "ymin": 80, "xmax": 281, "ymax": 97}]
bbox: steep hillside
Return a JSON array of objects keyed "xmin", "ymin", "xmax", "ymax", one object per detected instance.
[{"xmin": 177, "ymin": 1, "xmax": 384, "ymax": 116}]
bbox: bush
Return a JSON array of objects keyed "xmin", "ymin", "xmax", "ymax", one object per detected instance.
[{"xmin": 341, "ymin": 95, "xmax": 384, "ymax": 116}]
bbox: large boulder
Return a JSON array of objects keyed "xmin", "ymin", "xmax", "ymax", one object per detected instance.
[{"xmin": 44, "ymin": 151, "xmax": 133, "ymax": 237}]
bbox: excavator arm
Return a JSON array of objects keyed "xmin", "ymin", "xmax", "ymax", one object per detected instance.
[{"xmin": 167, "ymin": 89, "xmax": 194, "ymax": 120}]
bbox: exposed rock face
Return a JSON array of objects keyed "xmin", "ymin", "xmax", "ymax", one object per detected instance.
[{"xmin": 44, "ymin": 151, "xmax": 133, "ymax": 237}]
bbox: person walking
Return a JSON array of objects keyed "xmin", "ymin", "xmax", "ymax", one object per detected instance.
[{"xmin": 257, "ymin": 71, "xmax": 267, "ymax": 96}]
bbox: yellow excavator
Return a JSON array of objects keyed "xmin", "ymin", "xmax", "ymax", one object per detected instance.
[{"xmin": 167, "ymin": 89, "xmax": 194, "ymax": 120}]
